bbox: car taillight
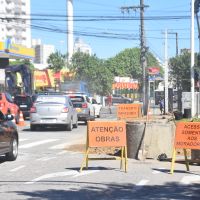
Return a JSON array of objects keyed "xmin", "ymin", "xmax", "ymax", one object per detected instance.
[
  {"xmin": 82, "ymin": 103, "xmax": 88, "ymax": 108},
  {"xmin": 62, "ymin": 107, "xmax": 69, "ymax": 113},
  {"xmin": 30, "ymin": 107, "xmax": 36, "ymax": 113}
]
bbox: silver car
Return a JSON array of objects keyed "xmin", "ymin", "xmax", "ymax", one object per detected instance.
[{"xmin": 30, "ymin": 95, "xmax": 78, "ymax": 131}]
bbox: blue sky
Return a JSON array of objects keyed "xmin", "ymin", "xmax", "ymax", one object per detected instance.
[{"xmin": 31, "ymin": 0, "xmax": 197, "ymax": 62}]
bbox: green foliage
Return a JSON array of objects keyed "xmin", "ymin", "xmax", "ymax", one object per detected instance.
[
  {"xmin": 69, "ymin": 48, "xmax": 160, "ymax": 95},
  {"xmin": 9, "ymin": 59, "xmax": 34, "ymax": 71},
  {"xmin": 47, "ymin": 51, "xmax": 66, "ymax": 72},
  {"xmin": 169, "ymin": 51, "xmax": 200, "ymax": 91},
  {"xmin": 69, "ymin": 52, "xmax": 113, "ymax": 95}
]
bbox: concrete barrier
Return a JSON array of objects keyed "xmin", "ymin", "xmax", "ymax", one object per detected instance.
[{"xmin": 143, "ymin": 122, "xmax": 175, "ymax": 159}]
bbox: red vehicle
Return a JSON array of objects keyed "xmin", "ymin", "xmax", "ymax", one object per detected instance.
[{"xmin": 0, "ymin": 92, "xmax": 20, "ymax": 124}]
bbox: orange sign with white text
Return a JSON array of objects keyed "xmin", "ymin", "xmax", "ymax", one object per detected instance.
[
  {"xmin": 174, "ymin": 122, "xmax": 200, "ymax": 150},
  {"xmin": 117, "ymin": 104, "xmax": 142, "ymax": 119},
  {"xmin": 88, "ymin": 121, "xmax": 126, "ymax": 147}
]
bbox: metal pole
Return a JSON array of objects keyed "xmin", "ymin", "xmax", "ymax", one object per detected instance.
[
  {"xmin": 140, "ymin": 0, "xmax": 148, "ymax": 115},
  {"xmin": 175, "ymin": 33, "xmax": 178, "ymax": 56},
  {"xmin": 67, "ymin": 0, "xmax": 73, "ymax": 63},
  {"xmin": 164, "ymin": 29, "xmax": 169, "ymax": 114},
  {"xmin": 191, "ymin": 0, "xmax": 195, "ymax": 117}
]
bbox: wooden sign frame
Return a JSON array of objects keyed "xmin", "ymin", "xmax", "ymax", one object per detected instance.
[
  {"xmin": 170, "ymin": 122, "xmax": 200, "ymax": 174},
  {"xmin": 80, "ymin": 121, "xmax": 128, "ymax": 173}
]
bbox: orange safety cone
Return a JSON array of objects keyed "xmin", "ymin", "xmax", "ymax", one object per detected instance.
[{"xmin": 18, "ymin": 111, "xmax": 26, "ymax": 126}]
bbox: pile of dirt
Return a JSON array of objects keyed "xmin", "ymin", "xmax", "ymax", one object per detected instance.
[{"xmin": 65, "ymin": 144, "xmax": 120, "ymax": 155}]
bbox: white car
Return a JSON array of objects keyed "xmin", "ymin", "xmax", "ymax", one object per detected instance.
[
  {"xmin": 67, "ymin": 93, "xmax": 95, "ymax": 124},
  {"xmin": 90, "ymin": 97, "xmax": 102, "ymax": 118}
]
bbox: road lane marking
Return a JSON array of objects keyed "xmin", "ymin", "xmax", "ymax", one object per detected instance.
[
  {"xmin": 25, "ymin": 170, "xmax": 100, "ymax": 184},
  {"xmin": 136, "ymin": 179, "xmax": 149, "ymax": 186},
  {"xmin": 152, "ymin": 168, "xmax": 166, "ymax": 174},
  {"xmin": 133, "ymin": 179, "xmax": 149, "ymax": 191},
  {"xmin": 49, "ymin": 143, "xmax": 70, "ymax": 149},
  {"xmin": 19, "ymin": 139, "xmax": 29, "ymax": 142},
  {"xmin": 181, "ymin": 175, "xmax": 200, "ymax": 184},
  {"xmin": 19, "ymin": 139, "xmax": 59, "ymax": 149},
  {"xmin": 25, "ymin": 171, "xmax": 78, "ymax": 184},
  {"xmin": 10, "ymin": 165, "xmax": 26, "ymax": 172},
  {"xmin": 36, "ymin": 157, "xmax": 57, "ymax": 161},
  {"xmin": 72, "ymin": 170, "xmax": 99, "ymax": 177},
  {"xmin": 57, "ymin": 150, "xmax": 68, "ymax": 155}
]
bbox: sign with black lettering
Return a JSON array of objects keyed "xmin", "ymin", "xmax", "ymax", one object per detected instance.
[
  {"xmin": 117, "ymin": 104, "xmax": 142, "ymax": 119},
  {"xmin": 88, "ymin": 121, "xmax": 126, "ymax": 147},
  {"xmin": 175, "ymin": 122, "xmax": 200, "ymax": 150}
]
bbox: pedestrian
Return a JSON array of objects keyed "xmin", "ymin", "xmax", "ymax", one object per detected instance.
[{"xmin": 159, "ymin": 98, "xmax": 164, "ymax": 115}]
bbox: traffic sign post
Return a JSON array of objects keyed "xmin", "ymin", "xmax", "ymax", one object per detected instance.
[{"xmin": 80, "ymin": 121, "xmax": 128, "ymax": 173}]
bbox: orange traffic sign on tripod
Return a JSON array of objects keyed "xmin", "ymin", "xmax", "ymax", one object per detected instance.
[
  {"xmin": 170, "ymin": 122, "xmax": 200, "ymax": 174},
  {"xmin": 80, "ymin": 121, "xmax": 128, "ymax": 173}
]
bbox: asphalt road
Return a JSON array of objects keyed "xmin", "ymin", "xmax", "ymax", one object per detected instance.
[{"xmin": 0, "ymin": 120, "xmax": 200, "ymax": 200}]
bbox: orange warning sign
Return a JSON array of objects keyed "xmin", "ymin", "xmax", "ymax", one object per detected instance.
[
  {"xmin": 88, "ymin": 121, "xmax": 126, "ymax": 147},
  {"xmin": 117, "ymin": 104, "xmax": 142, "ymax": 119},
  {"xmin": 174, "ymin": 122, "xmax": 200, "ymax": 150}
]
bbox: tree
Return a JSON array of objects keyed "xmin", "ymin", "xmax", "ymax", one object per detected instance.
[
  {"xmin": 9, "ymin": 59, "xmax": 34, "ymax": 71},
  {"xmin": 69, "ymin": 48, "xmax": 160, "ymax": 96},
  {"xmin": 47, "ymin": 51, "xmax": 66, "ymax": 72},
  {"xmin": 69, "ymin": 52, "xmax": 113, "ymax": 96}
]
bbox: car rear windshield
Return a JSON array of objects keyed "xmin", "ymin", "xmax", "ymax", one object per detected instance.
[
  {"xmin": 14, "ymin": 96, "xmax": 32, "ymax": 104},
  {"xmin": 36, "ymin": 96, "xmax": 66, "ymax": 104},
  {"xmin": 69, "ymin": 96, "xmax": 85, "ymax": 103}
]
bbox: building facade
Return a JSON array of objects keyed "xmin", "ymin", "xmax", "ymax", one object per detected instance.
[
  {"xmin": 0, "ymin": 0, "xmax": 31, "ymax": 47},
  {"xmin": 34, "ymin": 44, "xmax": 55, "ymax": 65},
  {"xmin": 74, "ymin": 37, "xmax": 92, "ymax": 55}
]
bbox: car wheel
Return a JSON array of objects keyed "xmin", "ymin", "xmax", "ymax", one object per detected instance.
[
  {"xmin": 73, "ymin": 120, "xmax": 78, "ymax": 128},
  {"xmin": 6, "ymin": 135, "xmax": 18, "ymax": 161},
  {"xmin": 30, "ymin": 124, "xmax": 36, "ymax": 131},
  {"xmin": 67, "ymin": 120, "xmax": 73, "ymax": 131}
]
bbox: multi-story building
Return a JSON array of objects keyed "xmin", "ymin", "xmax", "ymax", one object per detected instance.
[
  {"xmin": 0, "ymin": 0, "xmax": 31, "ymax": 47},
  {"xmin": 74, "ymin": 37, "xmax": 92, "ymax": 55},
  {"xmin": 33, "ymin": 43, "xmax": 55, "ymax": 65}
]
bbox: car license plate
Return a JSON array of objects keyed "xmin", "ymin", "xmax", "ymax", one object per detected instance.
[
  {"xmin": 40, "ymin": 119, "xmax": 56, "ymax": 123},
  {"xmin": 20, "ymin": 105, "xmax": 27, "ymax": 108},
  {"xmin": 76, "ymin": 108, "xmax": 82, "ymax": 112}
]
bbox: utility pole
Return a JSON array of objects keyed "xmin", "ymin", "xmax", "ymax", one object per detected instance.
[
  {"xmin": 121, "ymin": 0, "xmax": 149, "ymax": 115},
  {"xmin": 191, "ymin": 0, "xmax": 195, "ymax": 117},
  {"xmin": 168, "ymin": 32, "xmax": 178, "ymax": 56},
  {"xmin": 164, "ymin": 29, "xmax": 169, "ymax": 114},
  {"xmin": 67, "ymin": 0, "xmax": 74, "ymax": 63}
]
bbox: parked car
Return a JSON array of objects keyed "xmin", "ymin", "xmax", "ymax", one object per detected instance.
[
  {"xmin": 0, "ymin": 111, "xmax": 19, "ymax": 161},
  {"xmin": 89, "ymin": 97, "xmax": 102, "ymax": 118},
  {"xmin": 67, "ymin": 93, "xmax": 95, "ymax": 124},
  {"xmin": 0, "ymin": 92, "xmax": 20, "ymax": 124},
  {"xmin": 14, "ymin": 95, "xmax": 33, "ymax": 119},
  {"xmin": 30, "ymin": 95, "xmax": 78, "ymax": 131},
  {"xmin": 105, "ymin": 94, "xmax": 133, "ymax": 105}
]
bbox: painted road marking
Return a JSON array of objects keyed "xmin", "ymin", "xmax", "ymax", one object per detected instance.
[
  {"xmin": 49, "ymin": 143, "xmax": 70, "ymax": 150},
  {"xmin": 181, "ymin": 175, "xmax": 200, "ymax": 184},
  {"xmin": 152, "ymin": 168, "xmax": 166, "ymax": 174},
  {"xmin": 25, "ymin": 170, "xmax": 100, "ymax": 184},
  {"xmin": 20, "ymin": 139, "xmax": 59, "ymax": 149},
  {"xmin": 10, "ymin": 165, "xmax": 26, "ymax": 172},
  {"xmin": 36, "ymin": 157, "xmax": 57, "ymax": 161},
  {"xmin": 72, "ymin": 170, "xmax": 100, "ymax": 177},
  {"xmin": 133, "ymin": 179, "xmax": 149, "ymax": 191},
  {"xmin": 56, "ymin": 150, "xmax": 68, "ymax": 155},
  {"xmin": 19, "ymin": 139, "xmax": 29, "ymax": 142}
]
